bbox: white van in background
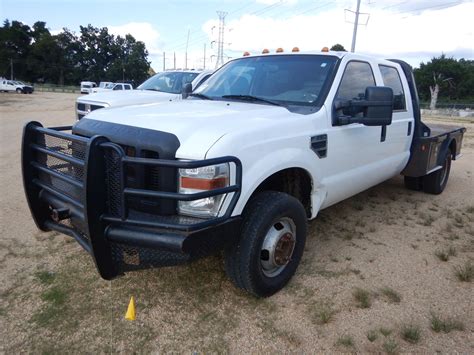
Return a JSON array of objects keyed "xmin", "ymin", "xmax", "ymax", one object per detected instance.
[{"xmin": 80, "ymin": 81, "xmax": 97, "ymax": 94}]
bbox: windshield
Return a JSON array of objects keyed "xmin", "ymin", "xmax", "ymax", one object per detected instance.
[
  {"xmin": 138, "ymin": 72, "xmax": 200, "ymax": 94},
  {"xmin": 82, "ymin": 84, "xmax": 91, "ymax": 88},
  {"xmin": 194, "ymin": 55, "xmax": 338, "ymax": 106}
]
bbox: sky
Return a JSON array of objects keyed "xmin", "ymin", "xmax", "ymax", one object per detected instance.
[{"xmin": 1, "ymin": 0, "xmax": 473, "ymax": 71}]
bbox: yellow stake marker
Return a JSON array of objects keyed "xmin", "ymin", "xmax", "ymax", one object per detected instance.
[{"xmin": 125, "ymin": 296, "xmax": 136, "ymax": 321}]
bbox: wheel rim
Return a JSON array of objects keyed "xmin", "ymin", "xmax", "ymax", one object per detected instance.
[{"xmin": 260, "ymin": 217, "xmax": 296, "ymax": 277}]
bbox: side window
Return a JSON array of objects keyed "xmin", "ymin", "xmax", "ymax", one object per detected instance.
[
  {"xmin": 336, "ymin": 61, "xmax": 375, "ymax": 101},
  {"xmin": 124, "ymin": 85, "xmax": 131, "ymax": 90},
  {"xmin": 379, "ymin": 65, "xmax": 406, "ymax": 111},
  {"xmin": 113, "ymin": 85, "xmax": 122, "ymax": 90}
]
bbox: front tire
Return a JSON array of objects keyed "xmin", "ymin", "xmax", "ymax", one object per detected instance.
[
  {"xmin": 16, "ymin": 88, "xmax": 22, "ymax": 94},
  {"xmin": 224, "ymin": 191, "xmax": 307, "ymax": 297}
]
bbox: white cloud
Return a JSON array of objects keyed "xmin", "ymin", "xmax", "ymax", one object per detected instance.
[
  {"xmin": 256, "ymin": 0, "xmax": 298, "ymax": 5},
  {"xmin": 107, "ymin": 22, "xmax": 162, "ymax": 56}
]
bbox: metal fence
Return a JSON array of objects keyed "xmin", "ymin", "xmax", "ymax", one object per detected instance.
[
  {"xmin": 420, "ymin": 102, "xmax": 474, "ymax": 110},
  {"xmin": 34, "ymin": 84, "xmax": 81, "ymax": 94}
]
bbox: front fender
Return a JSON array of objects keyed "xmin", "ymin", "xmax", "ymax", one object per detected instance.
[{"xmin": 231, "ymin": 147, "xmax": 325, "ymax": 218}]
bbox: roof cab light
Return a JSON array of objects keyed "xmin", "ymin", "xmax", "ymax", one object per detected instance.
[
  {"xmin": 243, "ymin": 51, "xmax": 251, "ymax": 56},
  {"xmin": 321, "ymin": 46, "xmax": 329, "ymax": 52},
  {"xmin": 178, "ymin": 163, "xmax": 230, "ymax": 218},
  {"xmin": 262, "ymin": 48, "xmax": 269, "ymax": 54},
  {"xmin": 276, "ymin": 47, "xmax": 284, "ymax": 53},
  {"xmin": 292, "ymin": 47, "xmax": 300, "ymax": 52}
]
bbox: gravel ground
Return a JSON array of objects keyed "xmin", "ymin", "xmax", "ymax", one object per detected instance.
[{"xmin": 1, "ymin": 92, "xmax": 473, "ymax": 353}]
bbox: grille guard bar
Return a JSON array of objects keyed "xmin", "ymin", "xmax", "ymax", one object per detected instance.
[{"xmin": 22, "ymin": 121, "xmax": 242, "ymax": 279}]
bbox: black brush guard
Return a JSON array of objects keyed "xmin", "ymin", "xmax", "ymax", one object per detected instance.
[{"xmin": 22, "ymin": 122, "xmax": 242, "ymax": 279}]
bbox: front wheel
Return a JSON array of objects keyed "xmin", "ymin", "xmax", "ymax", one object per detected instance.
[
  {"xmin": 16, "ymin": 88, "xmax": 22, "ymax": 94},
  {"xmin": 224, "ymin": 191, "xmax": 307, "ymax": 297}
]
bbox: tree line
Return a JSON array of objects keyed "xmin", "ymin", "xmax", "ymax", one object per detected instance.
[
  {"xmin": 0, "ymin": 20, "xmax": 151, "ymax": 86},
  {"xmin": 414, "ymin": 55, "xmax": 473, "ymax": 108}
]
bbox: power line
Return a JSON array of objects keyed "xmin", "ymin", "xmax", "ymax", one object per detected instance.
[{"xmin": 391, "ymin": 0, "xmax": 463, "ymax": 15}]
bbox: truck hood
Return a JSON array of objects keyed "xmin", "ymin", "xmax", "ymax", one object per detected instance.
[
  {"xmin": 77, "ymin": 90, "xmax": 178, "ymax": 107},
  {"xmin": 78, "ymin": 99, "xmax": 296, "ymax": 159}
]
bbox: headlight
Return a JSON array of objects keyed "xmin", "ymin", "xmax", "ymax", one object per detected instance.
[{"xmin": 178, "ymin": 163, "xmax": 229, "ymax": 218}]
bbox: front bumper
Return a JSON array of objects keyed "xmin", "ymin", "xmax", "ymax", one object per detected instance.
[{"xmin": 22, "ymin": 122, "xmax": 242, "ymax": 279}]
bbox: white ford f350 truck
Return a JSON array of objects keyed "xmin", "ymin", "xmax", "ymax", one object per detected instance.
[
  {"xmin": 22, "ymin": 50, "xmax": 465, "ymax": 297},
  {"xmin": 75, "ymin": 70, "xmax": 213, "ymax": 120}
]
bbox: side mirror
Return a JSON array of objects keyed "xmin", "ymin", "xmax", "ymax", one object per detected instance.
[
  {"xmin": 182, "ymin": 83, "xmax": 192, "ymax": 99},
  {"xmin": 334, "ymin": 86, "xmax": 394, "ymax": 126}
]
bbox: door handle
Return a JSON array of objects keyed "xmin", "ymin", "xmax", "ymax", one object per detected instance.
[{"xmin": 380, "ymin": 125, "xmax": 387, "ymax": 142}]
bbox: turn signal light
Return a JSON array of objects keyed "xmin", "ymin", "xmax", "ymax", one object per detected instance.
[
  {"xmin": 276, "ymin": 47, "xmax": 284, "ymax": 53},
  {"xmin": 262, "ymin": 48, "xmax": 269, "ymax": 54},
  {"xmin": 321, "ymin": 46, "xmax": 329, "ymax": 52},
  {"xmin": 180, "ymin": 176, "xmax": 228, "ymax": 190},
  {"xmin": 243, "ymin": 51, "xmax": 250, "ymax": 56},
  {"xmin": 292, "ymin": 47, "xmax": 300, "ymax": 52}
]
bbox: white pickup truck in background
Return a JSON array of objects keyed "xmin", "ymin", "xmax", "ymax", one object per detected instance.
[
  {"xmin": 0, "ymin": 79, "xmax": 34, "ymax": 93},
  {"xmin": 91, "ymin": 82, "xmax": 133, "ymax": 93},
  {"xmin": 75, "ymin": 70, "xmax": 213, "ymax": 120},
  {"xmin": 22, "ymin": 50, "xmax": 465, "ymax": 297}
]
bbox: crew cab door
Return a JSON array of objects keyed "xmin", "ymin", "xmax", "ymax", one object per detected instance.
[{"xmin": 320, "ymin": 59, "xmax": 399, "ymax": 207}]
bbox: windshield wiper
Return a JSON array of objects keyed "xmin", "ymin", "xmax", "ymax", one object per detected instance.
[
  {"xmin": 189, "ymin": 93, "xmax": 213, "ymax": 100},
  {"xmin": 221, "ymin": 95, "xmax": 284, "ymax": 107}
]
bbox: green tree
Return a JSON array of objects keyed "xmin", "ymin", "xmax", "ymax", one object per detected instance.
[
  {"xmin": 0, "ymin": 20, "xmax": 32, "ymax": 79},
  {"xmin": 330, "ymin": 44, "xmax": 347, "ymax": 52},
  {"xmin": 414, "ymin": 55, "xmax": 474, "ymax": 108}
]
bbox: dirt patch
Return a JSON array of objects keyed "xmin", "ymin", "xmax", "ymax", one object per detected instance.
[{"xmin": 1, "ymin": 92, "xmax": 473, "ymax": 352}]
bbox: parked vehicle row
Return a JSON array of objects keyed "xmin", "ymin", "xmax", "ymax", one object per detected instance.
[
  {"xmin": 22, "ymin": 49, "xmax": 465, "ymax": 297},
  {"xmin": 0, "ymin": 79, "xmax": 34, "ymax": 93},
  {"xmin": 75, "ymin": 70, "xmax": 213, "ymax": 120}
]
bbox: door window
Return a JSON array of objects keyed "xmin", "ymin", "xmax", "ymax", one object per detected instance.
[
  {"xmin": 336, "ymin": 61, "xmax": 375, "ymax": 101},
  {"xmin": 379, "ymin": 65, "xmax": 406, "ymax": 111},
  {"xmin": 113, "ymin": 85, "xmax": 123, "ymax": 90}
]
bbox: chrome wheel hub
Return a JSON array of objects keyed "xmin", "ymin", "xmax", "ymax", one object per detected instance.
[{"xmin": 260, "ymin": 218, "xmax": 296, "ymax": 277}]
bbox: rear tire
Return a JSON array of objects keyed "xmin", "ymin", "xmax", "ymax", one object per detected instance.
[
  {"xmin": 16, "ymin": 88, "xmax": 22, "ymax": 94},
  {"xmin": 422, "ymin": 151, "xmax": 452, "ymax": 194},
  {"xmin": 224, "ymin": 191, "xmax": 307, "ymax": 297},
  {"xmin": 404, "ymin": 176, "xmax": 422, "ymax": 191}
]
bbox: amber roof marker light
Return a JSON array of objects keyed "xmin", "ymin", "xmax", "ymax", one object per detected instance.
[
  {"xmin": 292, "ymin": 47, "xmax": 300, "ymax": 52},
  {"xmin": 276, "ymin": 47, "xmax": 284, "ymax": 53},
  {"xmin": 262, "ymin": 48, "xmax": 269, "ymax": 54},
  {"xmin": 321, "ymin": 47, "xmax": 329, "ymax": 52},
  {"xmin": 243, "ymin": 51, "xmax": 250, "ymax": 56}
]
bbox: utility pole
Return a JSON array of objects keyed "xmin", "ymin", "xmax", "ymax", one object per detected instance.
[
  {"xmin": 215, "ymin": 11, "xmax": 227, "ymax": 68},
  {"xmin": 351, "ymin": 0, "xmax": 361, "ymax": 52},
  {"xmin": 185, "ymin": 29, "xmax": 190, "ymax": 69},
  {"xmin": 10, "ymin": 58, "xmax": 13, "ymax": 80},
  {"xmin": 203, "ymin": 43, "xmax": 206, "ymax": 69},
  {"xmin": 163, "ymin": 52, "xmax": 166, "ymax": 71},
  {"xmin": 174, "ymin": 52, "xmax": 176, "ymax": 70}
]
